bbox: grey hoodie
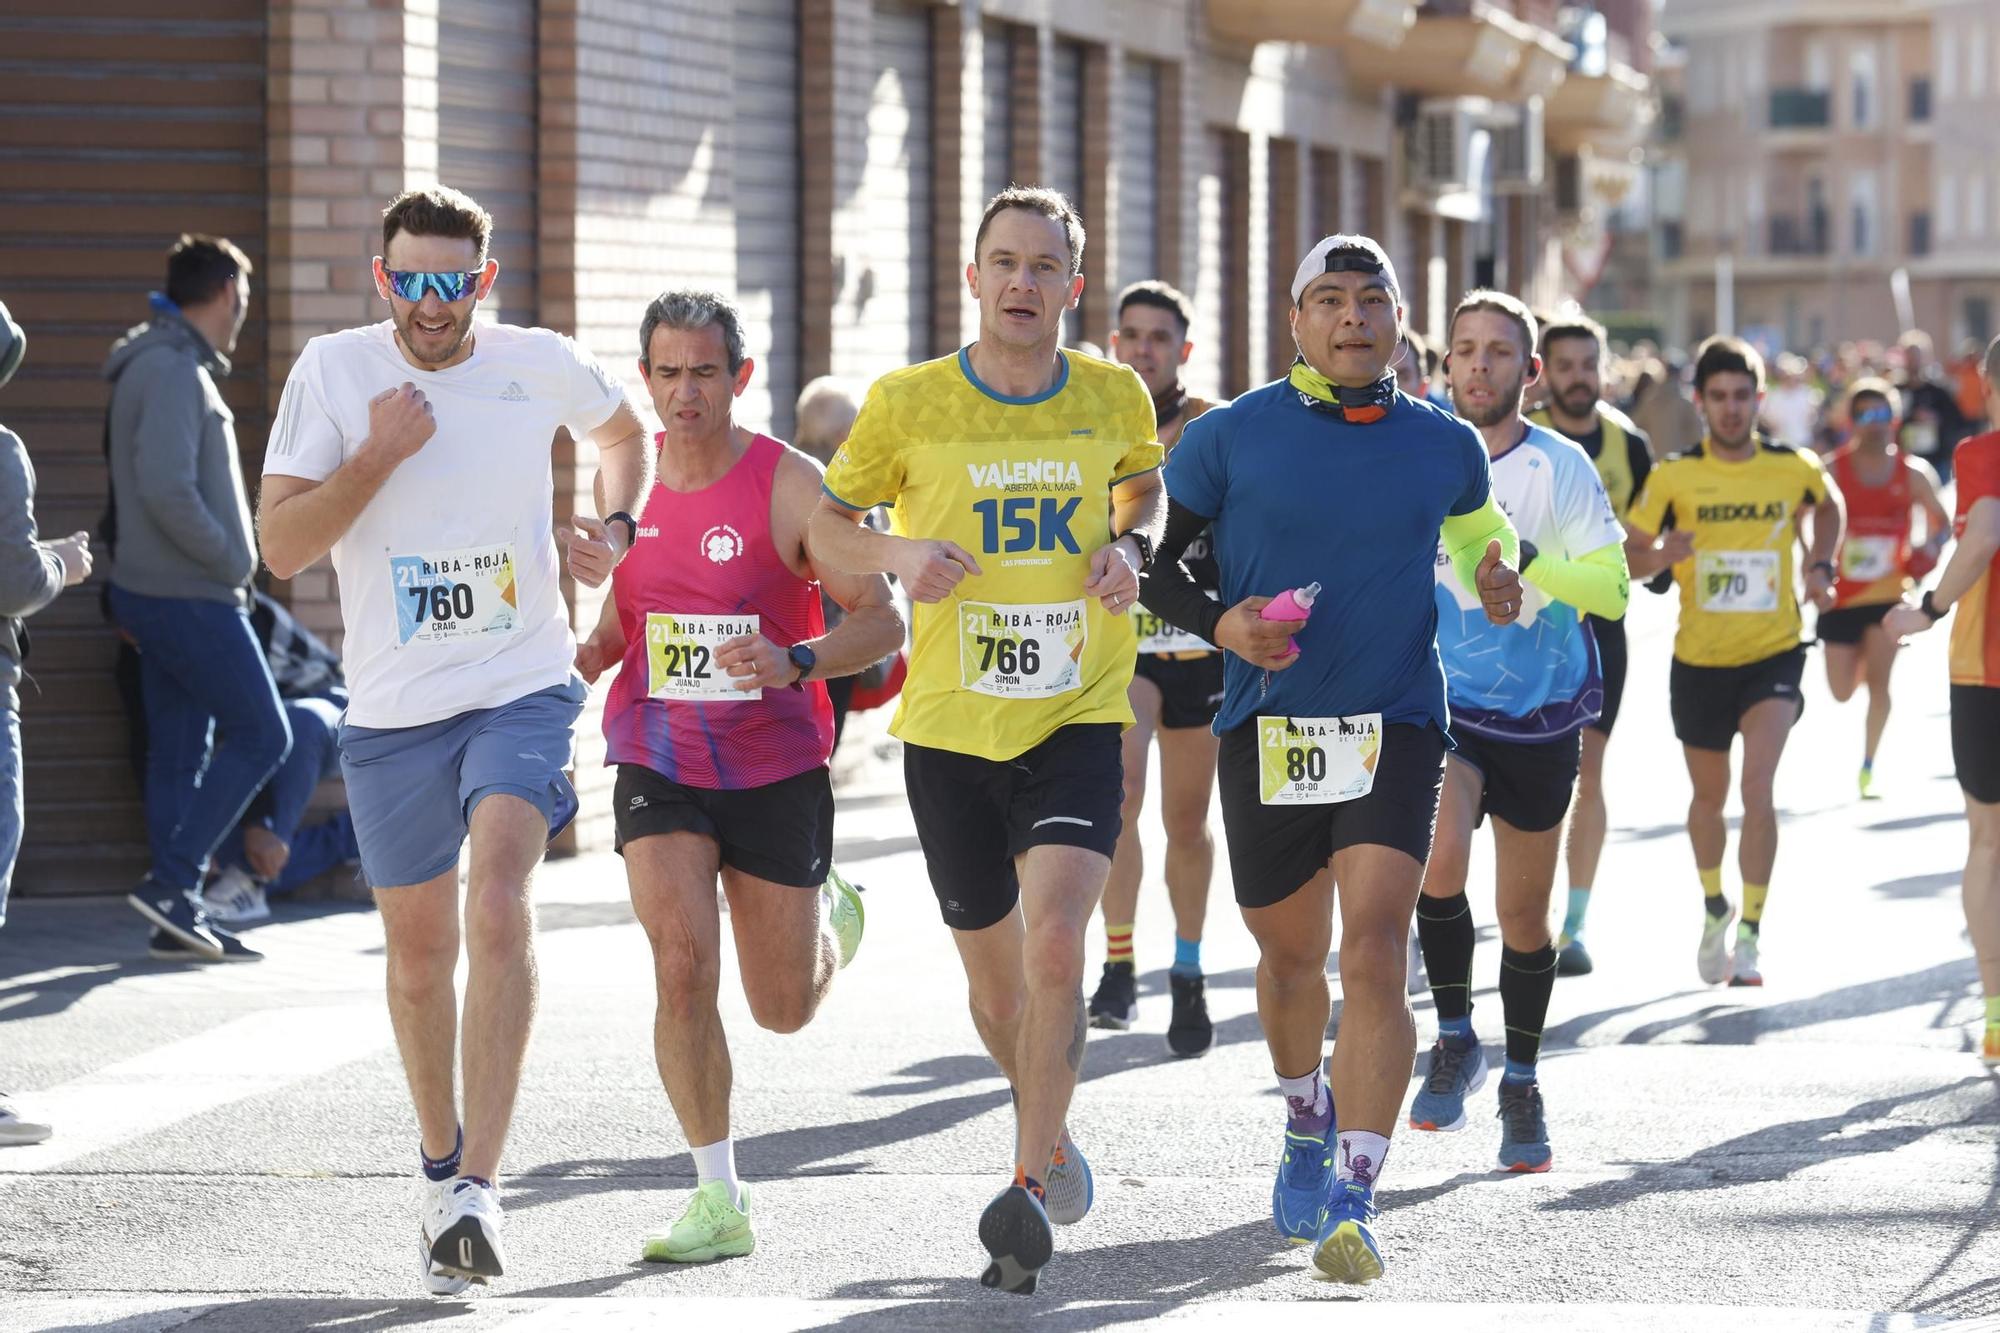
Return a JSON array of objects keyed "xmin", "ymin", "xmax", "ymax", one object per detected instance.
[
  {"xmin": 0, "ymin": 425, "xmax": 68, "ymax": 710},
  {"xmin": 103, "ymin": 307, "xmax": 255, "ymax": 605}
]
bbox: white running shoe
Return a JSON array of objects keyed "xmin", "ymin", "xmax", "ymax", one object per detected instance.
[
  {"xmin": 202, "ymin": 866, "xmax": 271, "ymax": 928},
  {"xmin": 1729, "ymin": 931, "xmax": 1763, "ymax": 988},
  {"xmin": 418, "ymin": 1178, "xmax": 473, "ymax": 1295},
  {"xmin": 430, "ymin": 1178, "xmax": 506, "ymax": 1280},
  {"xmin": 0, "ymin": 1093, "xmax": 52, "ymax": 1146},
  {"xmin": 1697, "ymin": 901, "xmax": 1736, "ymax": 985}
]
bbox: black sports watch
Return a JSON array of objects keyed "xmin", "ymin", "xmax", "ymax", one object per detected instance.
[
  {"xmin": 1809, "ymin": 560, "xmax": 1837, "ymax": 581},
  {"xmin": 605, "ymin": 510, "xmax": 638, "ymax": 547},
  {"xmin": 1920, "ymin": 590, "xmax": 1950, "ymax": 622},
  {"xmin": 1115, "ymin": 528, "xmax": 1154, "ymax": 574},
  {"xmin": 786, "ymin": 642, "xmax": 817, "ymax": 689}
]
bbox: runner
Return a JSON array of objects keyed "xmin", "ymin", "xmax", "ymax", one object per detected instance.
[
  {"xmin": 1088, "ymin": 280, "xmax": 1221, "ymax": 1055},
  {"xmin": 1624, "ymin": 335, "xmax": 1844, "ymax": 989},
  {"xmin": 1408, "ymin": 292, "xmax": 1628, "ymax": 1172},
  {"xmin": 1529, "ymin": 312, "xmax": 1655, "ymax": 976},
  {"xmin": 573, "ymin": 291, "xmax": 902, "ymax": 1264},
  {"xmin": 1139, "ymin": 235, "xmax": 1522, "ymax": 1283},
  {"xmin": 807, "ymin": 186, "xmax": 1163, "ymax": 1294},
  {"xmin": 1884, "ymin": 333, "xmax": 2000, "ymax": 1068},
  {"xmin": 258, "ymin": 186, "xmax": 654, "ymax": 1293},
  {"xmin": 1818, "ymin": 379, "xmax": 1948, "ymax": 798}
]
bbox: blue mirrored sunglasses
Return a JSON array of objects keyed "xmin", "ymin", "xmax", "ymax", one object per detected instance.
[
  {"xmin": 1855, "ymin": 405, "xmax": 1895, "ymax": 425},
  {"xmin": 382, "ymin": 268, "xmax": 480, "ymax": 303}
]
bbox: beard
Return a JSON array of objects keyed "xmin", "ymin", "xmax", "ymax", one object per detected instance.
[
  {"xmin": 1555, "ymin": 382, "xmax": 1598, "ymax": 416},
  {"xmin": 1456, "ymin": 374, "xmax": 1525, "ymax": 428},
  {"xmin": 394, "ymin": 305, "xmax": 477, "ymax": 365}
]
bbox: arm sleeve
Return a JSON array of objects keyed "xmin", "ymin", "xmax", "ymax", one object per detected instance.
[
  {"xmin": 263, "ymin": 344, "xmax": 346, "ymax": 483},
  {"xmin": 0, "ymin": 432, "xmax": 63, "ymax": 620},
  {"xmin": 821, "ymin": 381, "xmax": 904, "ymax": 510},
  {"xmin": 1523, "ymin": 542, "xmax": 1630, "ymax": 620},
  {"xmin": 555, "ymin": 332, "xmax": 627, "ymax": 441},
  {"xmin": 129, "ymin": 361, "xmax": 234, "ymax": 568},
  {"xmin": 1110, "ymin": 367, "xmax": 1165, "ymax": 483},
  {"xmin": 1136, "ymin": 498, "xmax": 1224, "ymax": 643},
  {"xmin": 1439, "ymin": 489, "xmax": 1519, "ymax": 596}
]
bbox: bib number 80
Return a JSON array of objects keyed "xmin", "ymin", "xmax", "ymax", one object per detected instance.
[
  {"xmin": 975, "ymin": 634, "xmax": 1041, "ymax": 676},
  {"xmin": 1285, "ymin": 746, "xmax": 1328, "ymax": 783},
  {"xmin": 409, "ymin": 582, "xmax": 475, "ymax": 623}
]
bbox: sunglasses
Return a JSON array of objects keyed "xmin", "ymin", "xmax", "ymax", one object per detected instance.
[
  {"xmin": 1854, "ymin": 405, "xmax": 1895, "ymax": 425},
  {"xmin": 379, "ymin": 266, "xmax": 481, "ymax": 304}
]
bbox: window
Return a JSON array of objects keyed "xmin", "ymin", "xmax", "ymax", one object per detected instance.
[
  {"xmin": 1849, "ymin": 43, "xmax": 1877, "ymax": 128},
  {"xmin": 1850, "ymin": 170, "xmax": 1877, "ymax": 255},
  {"xmin": 1940, "ymin": 175, "xmax": 1958, "ymax": 240},
  {"xmin": 1969, "ymin": 171, "xmax": 1989, "ymax": 239},
  {"xmin": 1973, "ymin": 20, "xmax": 1990, "ymax": 97},
  {"xmin": 1940, "ymin": 19, "xmax": 1958, "ymax": 100},
  {"xmin": 1909, "ymin": 212, "xmax": 1932, "ymax": 256},
  {"xmin": 1910, "ymin": 76, "xmax": 1932, "ymax": 122}
]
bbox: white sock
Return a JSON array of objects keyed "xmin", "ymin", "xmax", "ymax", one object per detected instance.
[
  {"xmin": 1276, "ymin": 1067, "xmax": 1329, "ymax": 1124},
  {"xmin": 689, "ymin": 1137, "xmax": 742, "ymax": 1208},
  {"xmin": 1335, "ymin": 1129, "xmax": 1390, "ymax": 1189}
]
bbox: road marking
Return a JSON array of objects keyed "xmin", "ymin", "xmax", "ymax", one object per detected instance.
[{"xmin": 0, "ymin": 1004, "xmax": 388, "ymax": 1174}]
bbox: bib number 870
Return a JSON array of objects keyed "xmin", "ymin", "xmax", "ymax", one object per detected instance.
[
  {"xmin": 1285, "ymin": 746, "xmax": 1328, "ymax": 782},
  {"xmin": 976, "ymin": 634, "xmax": 1041, "ymax": 675},
  {"xmin": 408, "ymin": 582, "xmax": 474, "ymax": 623},
  {"xmin": 1706, "ymin": 572, "xmax": 1748, "ymax": 600}
]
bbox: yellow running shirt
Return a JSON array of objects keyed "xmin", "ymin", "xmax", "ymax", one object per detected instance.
[
  {"xmin": 1626, "ymin": 437, "xmax": 1833, "ymax": 668},
  {"xmin": 823, "ymin": 347, "xmax": 1163, "ymax": 761}
]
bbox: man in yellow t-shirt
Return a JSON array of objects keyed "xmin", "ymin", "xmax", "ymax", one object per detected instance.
[
  {"xmin": 808, "ymin": 186, "xmax": 1164, "ymax": 1295},
  {"xmin": 1626, "ymin": 335, "xmax": 1844, "ymax": 991}
]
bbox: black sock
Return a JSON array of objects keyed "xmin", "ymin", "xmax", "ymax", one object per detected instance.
[
  {"xmin": 1498, "ymin": 944, "xmax": 1559, "ymax": 1077},
  {"xmin": 1416, "ymin": 892, "xmax": 1476, "ymax": 1026},
  {"xmin": 420, "ymin": 1125, "xmax": 462, "ymax": 1183}
]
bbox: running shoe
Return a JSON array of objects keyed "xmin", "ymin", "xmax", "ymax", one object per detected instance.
[
  {"xmin": 127, "ymin": 877, "xmax": 224, "ymax": 961},
  {"xmin": 0, "ymin": 1093, "xmax": 51, "ymax": 1147},
  {"xmin": 1087, "ymin": 960, "xmax": 1137, "ymax": 1030},
  {"xmin": 1408, "ymin": 1034, "xmax": 1488, "ymax": 1132},
  {"xmin": 1556, "ymin": 933, "xmax": 1594, "ymax": 976},
  {"xmin": 1857, "ymin": 765, "xmax": 1880, "ymax": 801},
  {"xmin": 821, "ymin": 864, "xmax": 865, "ymax": 969},
  {"xmin": 1697, "ymin": 899, "xmax": 1736, "ymax": 985},
  {"xmin": 642, "ymin": 1180, "xmax": 755, "ymax": 1262},
  {"xmin": 1311, "ymin": 1179, "xmax": 1384, "ymax": 1284},
  {"xmin": 1496, "ymin": 1080, "xmax": 1553, "ymax": 1173},
  {"xmin": 978, "ymin": 1179, "xmax": 1052, "ymax": 1295},
  {"xmin": 202, "ymin": 866, "xmax": 271, "ymax": 927},
  {"xmin": 418, "ymin": 1178, "xmax": 473, "ymax": 1295},
  {"xmin": 1042, "ymin": 1128, "xmax": 1093, "ymax": 1225},
  {"xmin": 1729, "ymin": 930, "xmax": 1763, "ymax": 988},
  {"xmin": 1982, "ymin": 1025, "xmax": 2000, "ymax": 1068},
  {"xmin": 1166, "ymin": 971, "xmax": 1213, "ymax": 1057},
  {"xmin": 1271, "ymin": 1125, "xmax": 1333, "ymax": 1243},
  {"xmin": 148, "ymin": 926, "xmax": 263, "ymax": 963},
  {"xmin": 430, "ymin": 1177, "xmax": 506, "ymax": 1280}
]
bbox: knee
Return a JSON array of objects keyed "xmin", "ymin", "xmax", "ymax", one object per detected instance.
[
  {"xmin": 643, "ymin": 922, "xmax": 719, "ymax": 1024},
  {"xmin": 463, "ymin": 878, "xmax": 532, "ymax": 960},
  {"xmin": 251, "ymin": 705, "xmax": 294, "ymax": 772},
  {"xmin": 1023, "ymin": 920, "xmax": 1087, "ymax": 994},
  {"xmin": 1161, "ymin": 803, "xmax": 1211, "ymax": 848},
  {"xmin": 1738, "ymin": 773, "xmax": 1776, "ymax": 816},
  {"xmin": 1496, "ymin": 900, "xmax": 1552, "ymax": 948},
  {"xmin": 1688, "ymin": 787, "xmax": 1725, "ymax": 818},
  {"xmin": 1259, "ymin": 931, "xmax": 1328, "ymax": 987},
  {"xmin": 745, "ymin": 979, "xmax": 816, "ymax": 1035},
  {"xmin": 385, "ymin": 923, "xmax": 458, "ymax": 996},
  {"xmin": 1337, "ymin": 928, "xmax": 1406, "ymax": 996},
  {"xmin": 969, "ymin": 976, "xmax": 1027, "ymax": 1030}
]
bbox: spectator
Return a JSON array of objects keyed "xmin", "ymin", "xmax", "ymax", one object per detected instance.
[
  {"xmin": 1760, "ymin": 352, "xmax": 1822, "ymax": 446},
  {"xmin": 1630, "ymin": 354, "xmax": 1705, "ymax": 455},
  {"xmin": 104, "ymin": 235, "xmax": 290, "ymax": 962},
  {"xmin": 0, "ymin": 298, "xmax": 94, "ymax": 1145},
  {"xmin": 1897, "ymin": 330, "xmax": 1970, "ymax": 482}
]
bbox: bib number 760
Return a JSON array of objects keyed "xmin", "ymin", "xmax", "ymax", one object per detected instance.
[{"xmin": 408, "ymin": 582, "xmax": 475, "ymax": 624}]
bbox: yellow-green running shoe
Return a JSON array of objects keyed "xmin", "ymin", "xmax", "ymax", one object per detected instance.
[
  {"xmin": 1858, "ymin": 765, "xmax": 1880, "ymax": 800},
  {"xmin": 641, "ymin": 1180, "xmax": 755, "ymax": 1263},
  {"xmin": 823, "ymin": 864, "xmax": 865, "ymax": 969}
]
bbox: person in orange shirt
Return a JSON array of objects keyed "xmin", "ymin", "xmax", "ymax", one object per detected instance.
[{"xmin": 1886, "ymin": 334, "xmax": 2000, "ymax": 1068}]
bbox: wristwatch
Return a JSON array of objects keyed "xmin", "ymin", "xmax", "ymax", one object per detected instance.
[
  {"xmin": 786, "ymin": 642, "xmax": 817, "ymax": 689},
  {"xmin": 1920, "ymin": 590, "xmax": 1950, "ymax": 622},
  {"xmin": 605, "ymin": 510, "xmax": 638, "ymax": 547},
  {"xmin": 1809, "ymin": 560, "xmax": 1837, "ymax": 581},
  {"xmin": 1116, "ymin": 528, "xmax": 1154, "ymax": 574}
]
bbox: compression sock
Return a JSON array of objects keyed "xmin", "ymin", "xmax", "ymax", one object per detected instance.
[
  {"xmin": 1416, "ymin": 891, "xmax": 1476, "ymax": 1031},
  {"xmin": 1499, "ymin": 944, "xmax": 1558, "ymax": 1083}
]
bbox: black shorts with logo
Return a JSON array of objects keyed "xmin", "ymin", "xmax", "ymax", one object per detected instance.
[
  {"xmin": 1133, "ymin": 651, "xmax": 1226, "ymax": 730},
  {"xmin": 904, "ymin": 723, "xmax": 1124, "ymax": 932},
  {"xmin": 1585, "ymin": 613, "xmax": 1627, "ymax": 736},
  {"xmin": 613, "ymin": 763, "xmax": 834, "ymax": 888},
  {"xmin": 1952, "ymin": 684, "xmax": 2000, "ymax": 803},
  {"xmin": 1668, "ymin": 647, "xmax": 1808, "ymax": 752},
  {"xmin": 1815, "ymin": 602, "xmax": 1894, "ymax": 646},
  {"xmin": 1449, "ymin": 728, "xmax": 1582, "ymax": 833},
  {"xmin": 1217, "ymin": 721, "xmax": 1446, "ymax": 910}
]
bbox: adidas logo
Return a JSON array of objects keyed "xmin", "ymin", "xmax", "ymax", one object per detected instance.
[{"xmin": 500, "ymin": 381, "xmax": 529, "ymax": 402}]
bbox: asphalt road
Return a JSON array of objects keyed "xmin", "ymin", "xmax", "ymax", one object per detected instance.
[{"xmin": 1, "ymin": 592, "xmax": 1995, "ymax": 1332}]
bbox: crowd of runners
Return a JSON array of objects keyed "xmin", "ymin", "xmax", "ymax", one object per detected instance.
[{"xmin": 19, "ymin": 176, "xmax": 1994, "ymax": 1298}]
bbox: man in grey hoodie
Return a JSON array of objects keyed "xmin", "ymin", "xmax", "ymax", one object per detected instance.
[
  {"xmin": 104, "ymin": 235, "xmax": 290, "ymax": 962},
  {"xmin": 0, "ymin": 298, "xmax": 94, "ymax": 1145}
]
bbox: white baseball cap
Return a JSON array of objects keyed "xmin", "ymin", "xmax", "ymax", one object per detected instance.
[{"xmin": 1290, "ymin": 235, "xmax": 1402, "ymax": 307}]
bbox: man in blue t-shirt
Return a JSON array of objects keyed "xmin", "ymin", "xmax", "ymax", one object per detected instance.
[
  {"xmin": 1139, "ymin": 235, "xmax": 1522, "ymax": 1285},
  {"xmin": 1407, "ymin": 291, "xmax": 1629, "ymax": 1176}
]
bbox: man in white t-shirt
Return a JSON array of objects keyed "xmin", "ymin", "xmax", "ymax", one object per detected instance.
[{"xmin": 258, "ymin": 186, "xmax": 653, "ymax": 1294}]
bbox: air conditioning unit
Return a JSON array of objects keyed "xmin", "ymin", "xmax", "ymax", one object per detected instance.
[
  {"xmin": 1405, "ymin": 99, "xmax": 1479, "ymax": 194},
  {"xmin": 1490, "ymin": 98, "xmax": 1545, "ymax": 193}
]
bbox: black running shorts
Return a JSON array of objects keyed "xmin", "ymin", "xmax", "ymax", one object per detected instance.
[
  {"xmin": 1449, "ymin": 728, "xmax": 1582, "ymax": 833},
  {"xmin": 904, "ymin": 723, "xmax": 1124, "ymax": 932},
  {"xmin": 1133, "ymin": 652, "xmax": 1226, "ymax": 730},
  {"xmin": 1217, "ymin": 721, "xmax": 1446, "ymax": 910},
  {"xmin": 1815, "ymin": 602, "xmax": 1894, "ymax": 646},
  {"xmin": 1952, "ymin": 684, "xmax": 2000, "ymax": 804},
  {"xmin": 1668, "ymin": 647, "xmax": 1807, "ymax": 752},
  {"xmin": 613, "ymin": 763, "xmax": 834, "ymax": 888},
  {"xmin": 1585, "ymin": 613, "xmax": 1627, "ymax": 736}
]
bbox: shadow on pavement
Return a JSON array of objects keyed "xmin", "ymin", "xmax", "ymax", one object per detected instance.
[
  {"xmin": 1870, "ymin": 869, "xmax": 1962, "ymax": 899},
  {"xmin": 1611, "ymin": 959, "xmax": 1981, "ymax": 1047},
  {"xmin": 33, "ymin": 1303, "xmax": 474, "ymax": 1333},
  {"xmin": 1865, "ymin": 811, "xmax": 1967, "ymax": 833}
]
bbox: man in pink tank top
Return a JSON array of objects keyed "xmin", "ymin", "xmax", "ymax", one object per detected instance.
[{"xmin": 576, "ymin": 291, "xmax": 903, "ymax": 1264}]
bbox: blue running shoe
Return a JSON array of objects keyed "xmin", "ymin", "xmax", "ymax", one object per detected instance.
[
  {"xmin": 1311, "ymin": 1179, "xmax": 1384, "ymax": 1284},
  {"xmin": 1407, "ymin": 1034, "xmax": 1487, "ymax": 1132},
  {"xmin": 1271, "ymin": 1126, "xmax": 1333, "ymax": 1244},
  {"xmin": 1496, "ymin": 1079, "xmax": 1553, "ymax": 1173}
]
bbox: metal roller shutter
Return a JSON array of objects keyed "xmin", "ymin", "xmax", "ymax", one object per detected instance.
[
  {"xmin": 438, "ymin": 0, "xmax": 538, "ymax": 328},
  {"xmin": 0, "ymin": 1, "xmax": 269, "ymax": 894},
  {"xmin": 1049, "ymin": 40, "xmax": 1086, "ymax": 345},
  {"xmin": 1117, "ymin": 57, "xmax": 1162, "ymax": 290},
  {"xmin": 848, "ymin": 1, "xmax": 932, "ymax": 380},
  {"xmin": 735, "ymin": 0, "xmax": 801, "ymax": 438}
]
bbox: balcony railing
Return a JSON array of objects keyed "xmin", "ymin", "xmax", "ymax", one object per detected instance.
[
  {"xmin": 1768, "ymin": 88, "xmax": 1831, "ymax": 129},
  {"xmin": 1769, "ymin": 213, "xmax": 1831, "ymax": 256}
]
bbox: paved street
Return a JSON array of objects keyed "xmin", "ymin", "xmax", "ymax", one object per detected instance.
[{"xmin": 1, "ymin": 593, "xmax": 1996, "ymax": 1332}]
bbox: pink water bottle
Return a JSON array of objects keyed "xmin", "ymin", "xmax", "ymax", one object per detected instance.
[{"xmin": 1260, "ymin": 581, "xmax": 1320, "ymax": 656}]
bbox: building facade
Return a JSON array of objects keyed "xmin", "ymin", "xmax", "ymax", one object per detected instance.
[
  {"xmin": 0, "ymin": 0, "xmax": 1650, "ymax": 893},
  {"xmin": 1659, "ymin": 0, "xmax": 2000, "ymax": 354}
]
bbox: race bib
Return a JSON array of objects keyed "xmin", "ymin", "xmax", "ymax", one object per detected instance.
[
  {"xmin": 1841, "ymin": 535, "xmax": 1898, "ymax": 582},
  {"xmin": 646, "ymin": 613, "xmax": 760, "ymax": 701},
  {"xmin": 1696, "ymin": 550, "xmax": 1780, "ymax": 613},
  {"xmin": 959, "ymin": 599, "xmax": 1086, "ymax": 698},
  {"xmin": 1135, "ymin": 594, "xmax": 1217, "ymax": 656},
  {"xmin": 391, "ymin": 543, "xmax": 522, "ymax": 647},
  {"xmin": 1257, "ymin": 714, "xmax": 1382, "ymax": 806}
]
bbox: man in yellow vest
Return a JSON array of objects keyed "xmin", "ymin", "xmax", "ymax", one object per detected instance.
[{"xmin": 1528, "ymin": 314, "xmax": 1656, "ymax": 976}]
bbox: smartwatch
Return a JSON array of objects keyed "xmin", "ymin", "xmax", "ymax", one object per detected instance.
[
  {"xmin": 1116, "ymin": 528, "xmax": 1154, "ymax": 574},
  {"xmin": 786, "ymin": 642, "xmax": 817, "ymax": 689},
  {"xmin": 1920, "ymin": 590, "xmax": 1949, "ymax": 622},
  {"xmin": 605, "ymin": 511, "xmax": 638, "ymax": 547}
]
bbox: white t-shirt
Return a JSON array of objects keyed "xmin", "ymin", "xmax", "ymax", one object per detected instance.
[{"xmin": 264, "ymin": 320, "xmax": 626, "ymax": 728}]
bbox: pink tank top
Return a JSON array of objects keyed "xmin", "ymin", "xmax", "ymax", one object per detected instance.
[{"xmin": 602, "ymin": 432, "xmax": 832, "ymax": 789}]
